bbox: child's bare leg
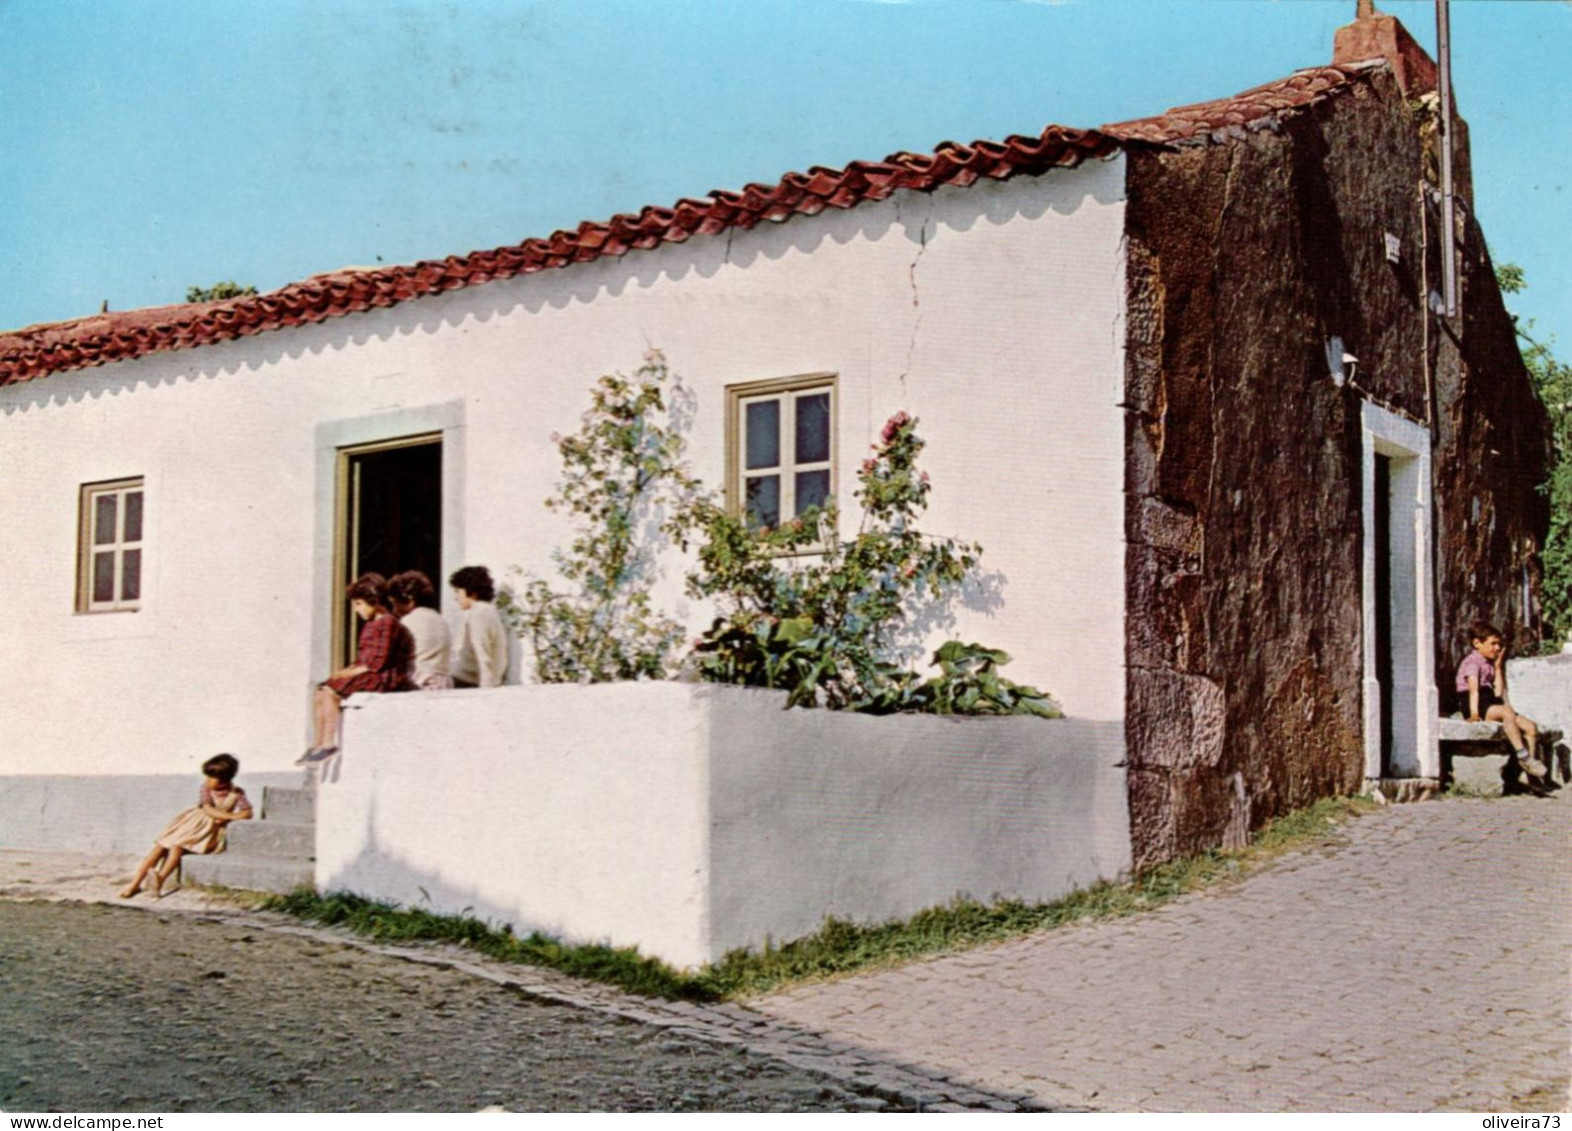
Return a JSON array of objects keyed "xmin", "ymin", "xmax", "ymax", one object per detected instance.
[
  {"xmin": 1485, "ymin": 704, "xmax": 1526, "ymax": 751},
  {"xmin": 153, "ymin": 846, "xmax": 186, "ymax": 894},
  {"xmin": 119, "ymin": 845, "xmax": 167, "ymax": 898},
  {"xmin": 312, "ymin": 687, "xmax": 342, "ymax": 749},
  {"xmin": 1520, "ymin": 715, "xmax": 1540, "ymax": 758}
]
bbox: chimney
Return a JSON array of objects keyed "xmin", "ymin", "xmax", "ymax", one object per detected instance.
[{"xmin": 1333, "ymin": 1, "xmax": 1438, "ymax": 96}]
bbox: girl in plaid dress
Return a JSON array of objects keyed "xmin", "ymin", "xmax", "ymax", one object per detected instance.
[{"xmin": 299, "ymin": 573, "xmax": 415, "ymax": 763}]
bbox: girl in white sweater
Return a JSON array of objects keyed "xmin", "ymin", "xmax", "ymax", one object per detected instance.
[{"xmin": 390, "ymin": 570, "xmax": 454, "ymax": 690}]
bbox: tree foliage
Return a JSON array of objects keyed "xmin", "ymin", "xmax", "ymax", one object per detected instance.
[
  {"xmin": 185, "ymin": 281, "xmax": 257, "ymax": 303},
  {"xmin": 1498, "ymin": 263, "xmax": 1572, "ymax": 644}
]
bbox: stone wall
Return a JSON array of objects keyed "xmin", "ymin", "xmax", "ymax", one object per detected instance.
[{"xmin": 1121, "ymin": 66, "xmax": 1550, "ymax": 868}]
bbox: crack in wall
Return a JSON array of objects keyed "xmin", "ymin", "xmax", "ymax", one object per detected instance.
[{"xmin": 896, "ymin": 195, "xmax": 935, "ymax": 391}]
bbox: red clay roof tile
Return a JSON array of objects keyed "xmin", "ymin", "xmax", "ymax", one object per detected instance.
[{"xmin": 0, "ymin": 63, "xmax": 1370, "ymax": 388}]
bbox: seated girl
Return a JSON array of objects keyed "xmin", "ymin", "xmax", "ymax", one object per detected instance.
[
  {"xmin": 119, "ymin": 753, "xmax": 251, "ymax": 899},
  {"xmin": 299, "ymin": 573, "xmax": 415, "ymax": 764},
  {"xmin": 389, "ymin": 569, "xmax": 454, "ymax": 691}
]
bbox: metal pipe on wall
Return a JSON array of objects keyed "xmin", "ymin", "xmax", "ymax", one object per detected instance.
[{"xmin": 1436, "ymin": 0, "xmax": 1458, "ymax": 318}]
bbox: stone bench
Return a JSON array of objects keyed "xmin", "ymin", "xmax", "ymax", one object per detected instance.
[{"xmin": 1438, "ymin": 717, "xmax": 1564, "ymax": 794}]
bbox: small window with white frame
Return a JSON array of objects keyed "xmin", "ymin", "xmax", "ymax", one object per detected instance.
[
  {"xmin": 78, "ymin": 477, "xmax": 144, "ymax": 612},
  {"xmin": 727, "ymin": 374, "xmax": 836, "ymax": 531}
]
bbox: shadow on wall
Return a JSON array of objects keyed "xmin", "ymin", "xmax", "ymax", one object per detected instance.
[
  {"xmin": 321, "ymin": 787, "xmax": 582, "ymax": 950},
  {"xmin": 5, "ymin": 164, "xmax": 1121, "ymax": 417}
]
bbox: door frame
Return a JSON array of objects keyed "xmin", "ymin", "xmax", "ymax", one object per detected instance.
[
  {"xmin": 310, "ymin": 402, "xmax": 466, "ymax": 717},
  {"xmin": 1359, "ymin": 401, "xmax": 1439, "ymax": 782},
  {"xmin": 332, "ymin": 432, "xmax": 444, "ymax": 668}
]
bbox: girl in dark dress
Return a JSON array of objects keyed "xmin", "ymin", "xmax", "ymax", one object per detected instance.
[{"xmin": 299, "ymin": 573, "xmax": 415, "ymax": 764}]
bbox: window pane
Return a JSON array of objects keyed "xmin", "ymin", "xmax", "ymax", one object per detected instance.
[
  {"xmin": 745, "ymin": 400, "xmax": 780, "ymax": 470},
  {"xmin": 123, "ymin": 491, "xmax": 144, "ymax": 542},
  {"xmin": 795, "ymin": 470, "xmax": 831, "ymax": 516},
  {"xmin": 744, "ymin": 475, "xmax": 780, "ymax": 529},
  {"xmin": 94, "ymin": 494, "xmax": 117, "ymax": 545},
  {"xmin": 121, "ymin": 549, "xmax": 141, "ymax": 601},
  {"xmin": 795, "ymin": 393, "xmax": 831, "ymax": 464},
  {"xmin": 93, "ymin": 552, "xmax": 116, "ymax": 603}
]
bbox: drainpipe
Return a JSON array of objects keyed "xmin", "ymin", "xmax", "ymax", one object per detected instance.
[{"xmin": 1435, "ymin": 0, "xmax": 1457, "ymax": 319}]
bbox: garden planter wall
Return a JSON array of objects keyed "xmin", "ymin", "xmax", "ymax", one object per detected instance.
[{"xmin": 318, "ymin": 681, "xmax": 1128, "ymax": 968}]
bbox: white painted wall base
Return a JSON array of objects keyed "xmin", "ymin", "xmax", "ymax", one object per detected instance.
[
  {"xmin": 317, "ymin": 682, "xmax": 1129, "ymax": 969},
  {"xmin": 0, "ymin": 772, "xmax": 302, "ymax": 855}
]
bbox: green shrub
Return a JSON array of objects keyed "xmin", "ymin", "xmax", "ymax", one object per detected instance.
[{"xmin": 687, "ymin": 412, "xmax": 1056, "ymax": 714}]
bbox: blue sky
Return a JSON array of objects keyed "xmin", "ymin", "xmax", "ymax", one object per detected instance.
[{"xmin": 2, "ymin": 0, "xmax": 1567, "ymax": 351}]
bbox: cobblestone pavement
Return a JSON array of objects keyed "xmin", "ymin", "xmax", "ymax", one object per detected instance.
[
  {"xmin": 757, "ymin": 794, "xmax": 1572, "ymax": 1112},
  {"xmin": 0, "ymin": 856, "xmax": 1040, "ymax": 1112}
]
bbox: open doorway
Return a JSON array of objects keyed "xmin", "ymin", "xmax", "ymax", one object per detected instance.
[
  {"xmin": 1360, "ymin": 403, "xmax": 1439, "ymax": 783},
  {"xmin": 334, "ymin": 434, "xmax": 443, "ymax": 667}
]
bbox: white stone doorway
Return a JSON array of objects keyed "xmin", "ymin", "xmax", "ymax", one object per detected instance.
[{"xmin": 1360, "ymin": 402, "xmax": 1440, "ymax": 784}]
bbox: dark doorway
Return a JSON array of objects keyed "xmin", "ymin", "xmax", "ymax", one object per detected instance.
[
  {"xmin": 1373, "ymin": 454, "xmax": 1394, "ymax": 776},
  {"xmin": 335, "ymin": 435, "xmax": 443, "ymax": 667}
]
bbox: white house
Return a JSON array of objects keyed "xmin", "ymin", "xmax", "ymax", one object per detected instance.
[{"xmin": 0, "ymin": 9, "xmax": 1549, "ymax": 966}]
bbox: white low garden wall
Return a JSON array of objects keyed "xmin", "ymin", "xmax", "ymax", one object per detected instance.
[
  {"xmin": 1505, "ymin": 653, "xmax": 1572, "ymax": 764},
  {"xmin": 319, "ymin": 682, "xmax": 1129, "ymax": 969}
]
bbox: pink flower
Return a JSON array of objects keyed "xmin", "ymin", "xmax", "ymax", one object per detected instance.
[
  {"xmin": 549, "ymin": 431, "xmax": 562, "ymax": 444},
  {"xmin": 880, "ymin": 411, "xmax": 912, "ymax": 444},
  {"xmin": 919, "ymin": 471, "xmax": 930, "ymax": 486},
  {"xmin": 861, "ymin": 457, "xmax": 877, "ymax": 474}
]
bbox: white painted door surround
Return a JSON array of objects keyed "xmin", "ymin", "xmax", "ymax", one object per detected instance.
[{"xmin": 1359, "ymin": 400, "xmax": 1439, "ymax": 782}]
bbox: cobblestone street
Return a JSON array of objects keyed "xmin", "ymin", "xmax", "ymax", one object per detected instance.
[
  {"xmin": 0, "ymin": 900, "xmax": 940, "ymax": 1114},
  {"xmin": 757, "ymin": 793, "xmax": 1572, "ymax": 1112},
  {"xmin": 3, "ymin": 792, "xmax": 1567, "ymax": 1113},
  {"xmin": 0, "ymin": 902, "xmax": 865, "ymax": 1113}
]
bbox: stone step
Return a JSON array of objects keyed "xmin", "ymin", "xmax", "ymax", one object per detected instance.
[
  {"xmin": 260, "ymin": 785, "xmax": 315, "ymax": 826},
  {"xmin": 1365, "ymin": 777, "xmax": 1440, "ymax": 804},
  {"xmin": 181, "ymin": 853, "xmax": 314, "ymax": 895},
  {"xmin": 225, "ymin": 818, "xmax": 315, "ymax": 858}
]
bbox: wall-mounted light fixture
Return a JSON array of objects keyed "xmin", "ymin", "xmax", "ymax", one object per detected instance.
[{"xmin": 1325, "ymin": 336, "xmax": 1359, "ymax": 387}]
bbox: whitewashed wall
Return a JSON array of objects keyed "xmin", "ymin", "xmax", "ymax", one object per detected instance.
[
  {"xmin": 1504, "ymin": 654, "xmax": 1572, "ymax": 765},
  {"xmin": 319, "ymin": 682, "xmax": 1130, "ymax": 969},
  {"xmin": 0, "ymin": 154, "xmax": 1126, "ymax": 794}
]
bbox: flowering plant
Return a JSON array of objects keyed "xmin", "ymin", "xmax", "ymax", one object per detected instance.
[
  {"xmin": 504, "ymin": 351, "xmax": 707, "ymax": 682},
  {"xmin": 687, "ymin": 412, "xmax": 1053, "ymax": 714}
]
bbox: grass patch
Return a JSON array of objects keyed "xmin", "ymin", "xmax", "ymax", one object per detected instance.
[
  {"xmin": 1443, "ymin": 779, "xmax": 1495, "ymax": 799},
  {"xmin": 262, "ymin": 794, "xmax": 1374, "ymax": 1003}
]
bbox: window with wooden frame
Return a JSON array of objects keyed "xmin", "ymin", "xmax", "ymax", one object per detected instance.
[
  {"xmin": 77, "ymin": 477, "xmax": 145, "ymax": 612},
  {"xmin": 727, "ymin": 374, "xmax": 836, "ymax": 532}
]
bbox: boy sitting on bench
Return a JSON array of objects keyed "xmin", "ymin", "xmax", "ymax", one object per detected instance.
[{"xmin": 1457, "ymin": 620, "xmax": 1548, "ymax": 782}]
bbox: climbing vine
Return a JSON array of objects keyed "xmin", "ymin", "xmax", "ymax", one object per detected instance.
[{"xmin": 504, "ymin": 351, "xmax": 706, "ymax": 682}]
